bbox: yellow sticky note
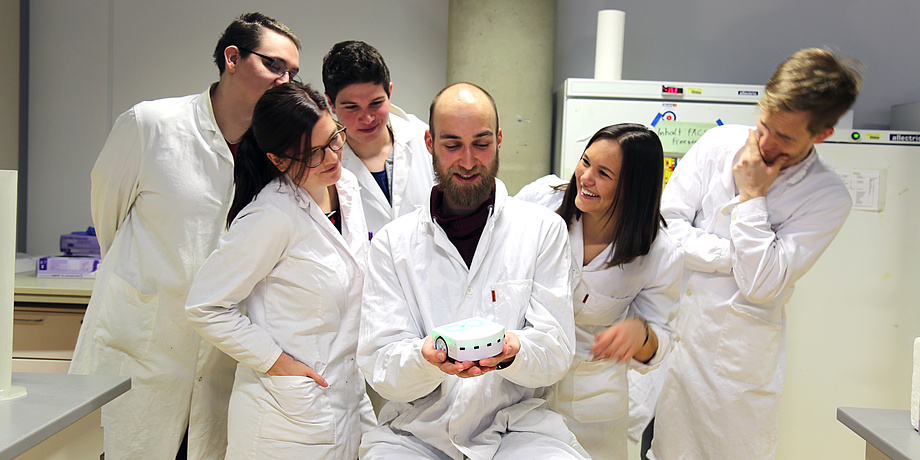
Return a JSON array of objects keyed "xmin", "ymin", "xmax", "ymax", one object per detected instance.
[{"xmin": 655, "ymin": 121, "xmax": 717, "ymax": 155}]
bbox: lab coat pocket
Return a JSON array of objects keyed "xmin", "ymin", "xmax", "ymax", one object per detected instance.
[
  {"xmin": 488, "ymin": 279, "xmax": 534, "ymax": 328},
  {"xmin": 712, "ymin": 305, "xmax": 781, "ymax": 386},
  {"xmin": 258, "ymin": 375, "xmax": 336, "ymax": 445},
  {"xmin": 574, "ymin": 287, "xmax": 631, "ymax": 327},
  {"xmin": 95, "ymin": 272, "xmax": 157, "ymax": 359},
  {"xmin": 571, "ymin": 359, "xmax": 628, "ymax": 423}
]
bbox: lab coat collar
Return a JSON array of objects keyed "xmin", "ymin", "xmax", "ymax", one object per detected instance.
[
  {"xmin": 340, "ymin": 139, "xmax": 400, "ymax": 213},
  {"xmin": 570, "ymin": 216, "xmax": 614, "ymax": 271},
  {"xmin": 389, "ymin": 103, "xmax": 411, "ymax": 122},
  {"xmin": 335, "ymin": 170, "xmax": 370, "ymax": 256},
  {"xmin": 198, "ymin": 83, "xmax": 234, "ymax": 164},
  {"xmin": 389, "ymin": 104, "xmax": 420, "ymax": 147},
  {"xmin": 570, "ymin": 217, "xmax": 586, "ymax": 268},
  {"xmin": 340, "ymin": 144, "xmax": 387, "ymax": 205},
  {"xmin": 421, "ymin": 178, "xmax": 507, "ymax": 224},
  {"xmin": 282, "ymin": 172, "xmax": 366, "ymax": 266},
  {"xmin": 421, "ymin": 179, "xmax": 507, "ymax": 274},
  {"xmin": 782, "ymin": 148, "xmax": 817, "ymax": 185}
]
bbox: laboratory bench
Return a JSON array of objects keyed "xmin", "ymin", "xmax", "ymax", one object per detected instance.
[
  {"xmin": 0, "ymin": 372, "xmax": 130, "ymax": 460},
  {"xmin": 12, "ymin": 272, "xmax": 94, "ymax": 374},
  {"xmin": 838, "ymin": 407, "xmax": 920, "ymax": 460}
]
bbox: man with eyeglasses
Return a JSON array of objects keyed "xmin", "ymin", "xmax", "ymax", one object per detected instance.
[{"xmin": 69, "ymin": 12, "xmax": 300, "ymax": 460}]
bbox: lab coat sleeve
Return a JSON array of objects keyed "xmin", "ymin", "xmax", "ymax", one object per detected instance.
[
  {"xmin": 499, "ymin": 216, "xmax": 577, "ymax": 387},
  {"xmin": 90, "ymin": 107, "xmax": 144, "ymax": 256},
  {"xmin": 185, "ymin": 205, "xmax": 290, "ymax": 374},
  {"xmin": 626, "ymin": 234, "xmax": 683, "ymax": 370},
  {"xmin": 728, "ymin": 183, "xmax": 852, "ymax": 304},
  {"xmin": 661, "ymin": 133, "xmax": 733, "ymax": 274},
  {"xmin": 513, "ymin": 181, "xmax": 543, "ymax": 204},
  {"xmin": 357, "ymin": 228, "xmax": 447, "ymax": 402},
  {"xmin": 514, "ymin": 175, "xmax": 565, "ymax": 210}
]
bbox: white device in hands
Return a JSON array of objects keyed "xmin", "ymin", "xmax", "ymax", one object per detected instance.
[{"xmin": 431, "ymin": 317, "xmax": 506, "ymax": 363}]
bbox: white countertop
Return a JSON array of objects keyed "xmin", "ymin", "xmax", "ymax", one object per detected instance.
[
  {"xmin": 0, "ymin": 372, "xmax": 130, "ymax": 459},
  {"xmin": 837, "ymin": 407, "xmax": 920, "ymax": 460},
  {"xmin": 14, "ymin": 272, "xmax": 95, "ymax": 305}
]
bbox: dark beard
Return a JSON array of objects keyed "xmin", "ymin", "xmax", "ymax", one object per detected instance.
[{"xmin": 433, "ymin": 154, "xmax": 499, "ymax": 209}]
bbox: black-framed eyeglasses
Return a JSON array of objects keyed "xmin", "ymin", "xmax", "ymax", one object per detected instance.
[
  {"xmin": 238, "ymin": 47, "xmax": 301, "ymax": 83},
  {"xmin": 303, "ymin": 122, "xmax": 347, "ymax": 168}
]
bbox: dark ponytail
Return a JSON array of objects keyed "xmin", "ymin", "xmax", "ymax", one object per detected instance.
[
  {"xmin": 226, "ymin": 82, "xmax": 328, "ymax": 227},
  {"xmin": 227, "ymin": 130, "xmax": 278, "ymax": 226}
]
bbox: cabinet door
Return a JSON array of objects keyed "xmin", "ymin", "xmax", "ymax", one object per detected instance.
[
  {"xmin": 11, "ymin": 357, "xmax": 73, "ymax": 374},
  {"xmin": 13, "ymin": 307, "xmax": 85, "ymax": 371}
]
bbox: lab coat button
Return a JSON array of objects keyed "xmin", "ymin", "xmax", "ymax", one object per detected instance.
[
  {"xmin": 685, "ymin": 288, "xmax": 692, "ymax": 296},
  {"xmin": 466, "ymin": 287, "xmax": 473, "ymax": 296},
  {"xmin": 722, "ymin": 207, "xmax": 731, "ymax": 216},
  {"xmin": 453, "ymin": 435, "xmax": 461, "ymax": 443}
]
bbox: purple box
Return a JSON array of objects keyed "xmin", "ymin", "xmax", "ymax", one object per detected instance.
[
  {"xmin": 36, "ymin": 256, "xmax": 101, "ymax": 278},
  {"xmin": 60, "ymin": 232, "xmax": 100, "ymax": 255}
]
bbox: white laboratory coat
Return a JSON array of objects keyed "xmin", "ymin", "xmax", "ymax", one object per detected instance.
[
  {"xmin": 185, "ymin": 171, "xmax": 375, "ymax": 459},
  {"xmin": 357, "ymin": 179, "xmax": 587, "ymax": 460},
  {"xmin": 339, "ymin": 105, "xmax": 434, "ymax": 238},
  {"xmin": 650, "ymin": 125, "xmax": 852, "ymax": 459},
  {"xmin": 69, "ymin": 86, "xmax": 237, "ymax": 460},
  {"xmin": 517, "ymin": 176, "xmax": 682, "ymax": 460}
]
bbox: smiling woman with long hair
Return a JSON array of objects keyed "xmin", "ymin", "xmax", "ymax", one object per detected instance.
[
  {"xmin": 516, "ymin": 123, "xmax": 683, "ymax": 460},
  {"xmin": 185, "ymin": 82, "xmax": 375, "ymax": 459}
]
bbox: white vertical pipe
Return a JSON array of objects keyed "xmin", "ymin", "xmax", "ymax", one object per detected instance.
[
  {"xmin": 0, "ymin": 169, "xmax": 26, "ymax": 400},
  {"xmin": 594, "ymin": 9, "xmax": 626, "ymax": 80}
]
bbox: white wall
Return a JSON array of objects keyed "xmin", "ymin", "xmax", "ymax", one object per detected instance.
[
  {"xmin": 0, "ymin": 0, "xmax": 18, "ymax": 171},
  {"xmin": 27, "ymin": 0, "xmax": 448, "ymax": 255},
  {"xmin": 28, "ymin": 0, "xmax": 110, "ymax": 256},
  {"xmin": 555, "ymin": 0, "xmax": 920, "ymax": 130}
]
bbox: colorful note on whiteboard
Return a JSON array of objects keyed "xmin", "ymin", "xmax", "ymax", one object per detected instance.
[{"xmin": 655, "ymin": 121, "xmax": 716, "ymax": 155}]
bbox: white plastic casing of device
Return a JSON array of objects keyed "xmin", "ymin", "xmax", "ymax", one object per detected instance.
[{"xmin": 431, "ymin": 317, "xmax": 505, "ymax": 363}]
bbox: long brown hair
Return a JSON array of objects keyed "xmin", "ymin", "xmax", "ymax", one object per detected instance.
[{"xmin": 556, "ymin": 123, "xmax": 666, "ymax": 267}]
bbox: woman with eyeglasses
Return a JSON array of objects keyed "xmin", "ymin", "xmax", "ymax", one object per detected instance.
[
  {"xmin": 185, "ymin": 82, "xmax": 375, "ymax": 459},
  {"xmin": 516, "ymin": 123, "xmax": 683, "ymax": 460}
]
